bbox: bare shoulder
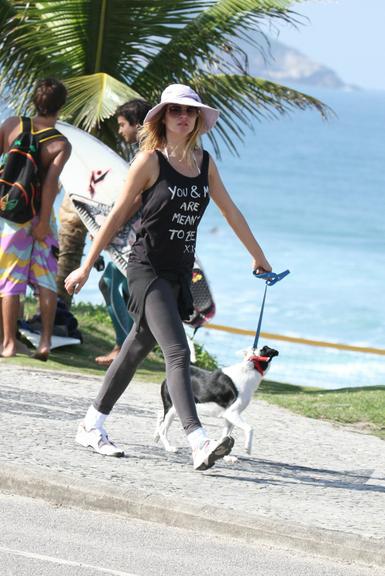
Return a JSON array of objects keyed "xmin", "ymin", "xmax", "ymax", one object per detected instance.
[
  {"xmin": 133, "ymin": 149, "xmax": 159, "ymax": 169},
  {"xmin": 0, "ymin": 116, "xmax": 21, "ymax": 149},
  {"xmin": 1, "ymin": 116, "xmax": 20, "ymax": 131},
  {"xmin": 42, "ymin": 136, "xmax": 71, "ymax": 165},
  {"xmin": 127, "ymin": 150, "xmax": 160, "ymax": 192},
  {"xmin": 130, "ymin": 149, "xmax": 159, "ymax": 178},
  {"xmin": 57, "ymin": 137, "xmax": 72, "ymax": 156}
]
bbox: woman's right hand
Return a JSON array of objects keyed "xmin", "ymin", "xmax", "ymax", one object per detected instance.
[{"xmin": 64, "ymin": 266, "xmax": 90, "ymax": 295}]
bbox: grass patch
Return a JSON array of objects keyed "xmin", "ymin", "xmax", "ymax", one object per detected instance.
[
  {"xmin": 7, "ymin": 300, "xmax": 165, "ymax": 382},
  {"xmin": 259, "ymin": 380, "xmax": 385, "ymax": 440},
  {"xmin": 7, "ymin": 300, "xmax": 218, "ymax": 381}
]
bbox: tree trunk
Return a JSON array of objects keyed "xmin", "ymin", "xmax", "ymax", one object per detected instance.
[{"xmin": 57, "ymin": 193, "xmax": 87, "ymax": 309}]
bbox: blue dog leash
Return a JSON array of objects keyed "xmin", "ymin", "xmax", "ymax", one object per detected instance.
[{"xmin": 252, "ymin": 269, "xmax": 290, "ymax": 351}]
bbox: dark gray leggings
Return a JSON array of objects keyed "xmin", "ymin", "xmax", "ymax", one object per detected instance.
[{"xmin": 93, "ymin": 277, "xmax": 202, "ymax": 435}]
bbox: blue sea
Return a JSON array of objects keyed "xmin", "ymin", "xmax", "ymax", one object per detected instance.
[{"xmin": 2, "ymin": 89, "xmax": 384, "ymax": 388}]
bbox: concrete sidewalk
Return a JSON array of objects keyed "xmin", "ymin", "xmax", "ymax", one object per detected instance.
[{"xmin": 0, "ymin": 365, "xmax": 384, "ymax": 567}]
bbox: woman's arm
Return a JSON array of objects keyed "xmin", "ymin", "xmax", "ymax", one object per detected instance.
[
  {"xmin": 65, "ymin": 151, "xmax": 158, "ymax": 295},
  {"xmin": 208, "ymin": 156, "xmax": 272, "ymax": 273}
]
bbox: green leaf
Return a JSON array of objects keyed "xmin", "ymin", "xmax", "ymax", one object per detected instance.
[
  {"xmin": 192, "ymin": 73, "xmax": 331, "ymax": 156},
  {"xmin": 61, "ymin": 73, "xmax": 142, "ymax": 130}
]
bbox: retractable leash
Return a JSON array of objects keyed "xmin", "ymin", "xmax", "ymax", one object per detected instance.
[{"xmin": 252, "ymin": 269, "xmax": 290, "ymax": 352}]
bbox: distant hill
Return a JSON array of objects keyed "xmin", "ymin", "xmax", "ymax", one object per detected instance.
[{"xmin": 246, "ymin": 38, "xmax": 356, "ymax": 90}]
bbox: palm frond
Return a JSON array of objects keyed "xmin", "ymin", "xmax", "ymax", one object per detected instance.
[
  {"xmin": 192, "ymin": 74, "xmax": 331, "ymax": 156},
  {"xmin": 135, "ymin": 0, "xmax": 300, "ymax": 93},
  {"xmin": 0, "ymin": 0, "xmax": 211, "ymax": 107},
  {"xmin": 61, "ymin": 73, "xmax": 141, "ymax": 130}
]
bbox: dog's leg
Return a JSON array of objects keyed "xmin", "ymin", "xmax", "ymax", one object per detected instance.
[
  {"xmin": 245, "ymin": 428, "xmax": 253, "ymax": 455},
  {"xmin": 154, "ymin": 411, "xmax": 163, "ymax": 443},
  {"xmin": 220, "ymin": 420, "xmax": 234, "ymax": 441},
  {"xmin": 223, "ymin": 407, "xmax": 253, "ymax": 455},
  {"xmin": 158, "ymin": 406, "xmax": 178, "ymax": 453}
]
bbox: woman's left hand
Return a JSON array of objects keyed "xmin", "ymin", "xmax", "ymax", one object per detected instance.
[{"xmin": 253, "ymin": 256, "xmax": 272, "ymax": 275}]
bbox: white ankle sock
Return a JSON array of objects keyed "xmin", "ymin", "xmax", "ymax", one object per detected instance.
[
  {"xmin": 84, "ymin": 405, "xmax": 107, "ymax": 431},
  {"xmin": 187, "ymin": 427, "xmax": 208, "ymax": 449}
]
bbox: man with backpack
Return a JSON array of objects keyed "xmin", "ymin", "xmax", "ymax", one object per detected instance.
[{"xmin": 0, "ymin": 78, "xmax": 71, "ymax": 359}]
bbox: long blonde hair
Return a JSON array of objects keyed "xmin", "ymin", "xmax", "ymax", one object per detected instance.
[{"xmin": 138, "ymin": 107, "xmax": 204, "ymax": 165}]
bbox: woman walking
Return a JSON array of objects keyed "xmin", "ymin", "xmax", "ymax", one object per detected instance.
[{"xmin": 65, "ymin": 84, "xmax": 271, "ymax": 470}]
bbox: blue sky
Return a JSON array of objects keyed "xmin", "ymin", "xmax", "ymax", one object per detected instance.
[{"xmin": 268, "ymin": 0, "xmax": 385, "ymax": 90}]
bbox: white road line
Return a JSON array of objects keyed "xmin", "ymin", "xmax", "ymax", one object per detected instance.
[{"xmin": 0, "ymin": 545, "xmax": 140, "ymax": 576}]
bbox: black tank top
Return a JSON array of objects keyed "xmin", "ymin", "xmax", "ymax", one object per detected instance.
[{"xmin": 129, "ymin": 149, "xmax": 210, "ymax": 273}]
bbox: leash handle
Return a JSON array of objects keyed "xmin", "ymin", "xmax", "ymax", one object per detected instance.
[
  {"xmin": 252, "ymin": 269, "xmax": 290, "ymax": 351},
  {"xmin": 253, "ymin": 269, "xmax": 290, "ymax": 286}
]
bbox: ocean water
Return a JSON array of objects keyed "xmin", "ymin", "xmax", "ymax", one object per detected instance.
[
  {"xmin": 2, "ymin": 89, "xmax": 384, "ymax": 388},
  {"xmin": 191, "ymin": 88, "xmax": 385, "ymax": 389}
]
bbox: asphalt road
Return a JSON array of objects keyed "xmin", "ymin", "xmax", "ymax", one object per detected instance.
[{"xmin": 0, "ymin": 493, "xmax": 383, "ymax": 576}]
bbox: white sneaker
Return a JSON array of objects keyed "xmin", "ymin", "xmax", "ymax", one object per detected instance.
[
  {"xmin": 192, "ymin": 436, "xmax": 234, "ymax": 471},
  {"xmin": 75, "ymin": 422, "xmax": 124, "ymax": 457}
]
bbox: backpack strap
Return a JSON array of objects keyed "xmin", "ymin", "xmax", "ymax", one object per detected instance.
[
  {"xmin": 19, "ymin": 117, "xmax": 66, "ymax": 144},
  {"xmin": 36, "ymin": 128, "xmax": 65, "ymax": 145},
  {"xmin": 20, "ymin": 116, "xmax": 32, "ymax": 134}
]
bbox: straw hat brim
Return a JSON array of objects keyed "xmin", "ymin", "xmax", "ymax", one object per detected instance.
[{"xmin": 143, "ymin": 97, "xmax": 219, "ymax": 134}]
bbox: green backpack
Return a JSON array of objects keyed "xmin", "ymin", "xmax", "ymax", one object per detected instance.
[{"xmin": 0, "ymin": 117, "xmax": 63, "ymax": 223}]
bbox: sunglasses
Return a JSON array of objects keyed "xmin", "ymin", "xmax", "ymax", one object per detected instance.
[{"xmin": 166, "ymin": 105, "xmax": 199, "ymax": 117}]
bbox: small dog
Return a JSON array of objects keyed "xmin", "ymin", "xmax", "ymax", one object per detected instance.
[{"xmin": 154, "ymin": 345, "xmax": 279, "ymax": 458}]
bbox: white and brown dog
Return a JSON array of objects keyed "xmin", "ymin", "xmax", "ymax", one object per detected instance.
[{"xmin": 154, "ymin": 345, "xmax": 279, "ymax": 458}]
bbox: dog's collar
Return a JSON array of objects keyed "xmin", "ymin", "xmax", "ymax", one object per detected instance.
[{"xmin": 249, "ymin": 355, "xmax": 269, "ymax": 375}]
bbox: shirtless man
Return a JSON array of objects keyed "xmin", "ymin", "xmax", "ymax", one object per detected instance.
[{"xmin": 0, "ymin": 78, "xmax": 71, "ymax": 359}]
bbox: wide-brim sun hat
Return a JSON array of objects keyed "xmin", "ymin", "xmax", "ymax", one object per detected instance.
[{"xmin": 143, "ymin": 84, "xmax": 219, "ymax": 134}]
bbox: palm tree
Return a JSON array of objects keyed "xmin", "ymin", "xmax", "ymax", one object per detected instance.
[{"xmin": 0, "ymin": 0, "xmax": 328, "ymax": 305}]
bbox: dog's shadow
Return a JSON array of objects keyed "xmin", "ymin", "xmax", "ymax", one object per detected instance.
[
  {"xmin": 209, "ymin": 456, "xmax": 385, "ymax": 493},
  {"xmin": 125, "ymin": 443, "xmax": 385, "ymax": 495}
]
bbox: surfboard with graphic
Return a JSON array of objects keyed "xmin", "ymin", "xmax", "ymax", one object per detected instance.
[{"xmin": 58, "ymin": 122, "xmax": 215, "ymax": 329}]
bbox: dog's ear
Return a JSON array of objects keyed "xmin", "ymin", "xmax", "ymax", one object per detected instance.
[
  {"xmin": 260, "ymin": 345, "xmax": 279, "ymax": 358},
  {"xmin": 267, "ymin": 348, "xmax": 279, "ymax": 358}
]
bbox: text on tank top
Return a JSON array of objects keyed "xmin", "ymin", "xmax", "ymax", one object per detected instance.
[{"xmin": 130, "ymin": 149, "xmax": 210, "ymax": 272}]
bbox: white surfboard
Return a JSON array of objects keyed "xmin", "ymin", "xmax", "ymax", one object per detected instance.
[
  {"xmin": 18, "ymin": 328, "xmax": 81, "ymax": 349},
  {"xmin": 58, "ymin": 121, "xmax": 129, "ymax": 206},
  {"xmin": 58, "ymin": 120, "xmax": 142, "ymax": 275},
  {"xmin": 58, "ymin": 121, "xmax": 216, "ymax": 329}
]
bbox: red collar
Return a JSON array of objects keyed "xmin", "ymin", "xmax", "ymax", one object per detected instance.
[{"xmin": 249, "ymin": 355, "xmax": 269, "ymax": 376}]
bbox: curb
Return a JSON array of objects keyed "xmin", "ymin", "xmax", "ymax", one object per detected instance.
[{"xmin": 1, "ymin": 462, "xmax": 384, "ymax": 568}]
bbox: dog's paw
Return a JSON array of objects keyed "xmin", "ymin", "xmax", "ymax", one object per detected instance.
[
  {"xmin": 223, "ymin": 454, "xmax": 238, "ymax": 464},
  {"xmin": 166, "ymin": 445, "xmax": 178, "ymax": 453}
]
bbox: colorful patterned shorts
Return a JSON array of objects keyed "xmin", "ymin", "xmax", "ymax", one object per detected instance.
[{"xmin": 0, "ymin": 215, "xmax": 59, "ymax": 296}]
